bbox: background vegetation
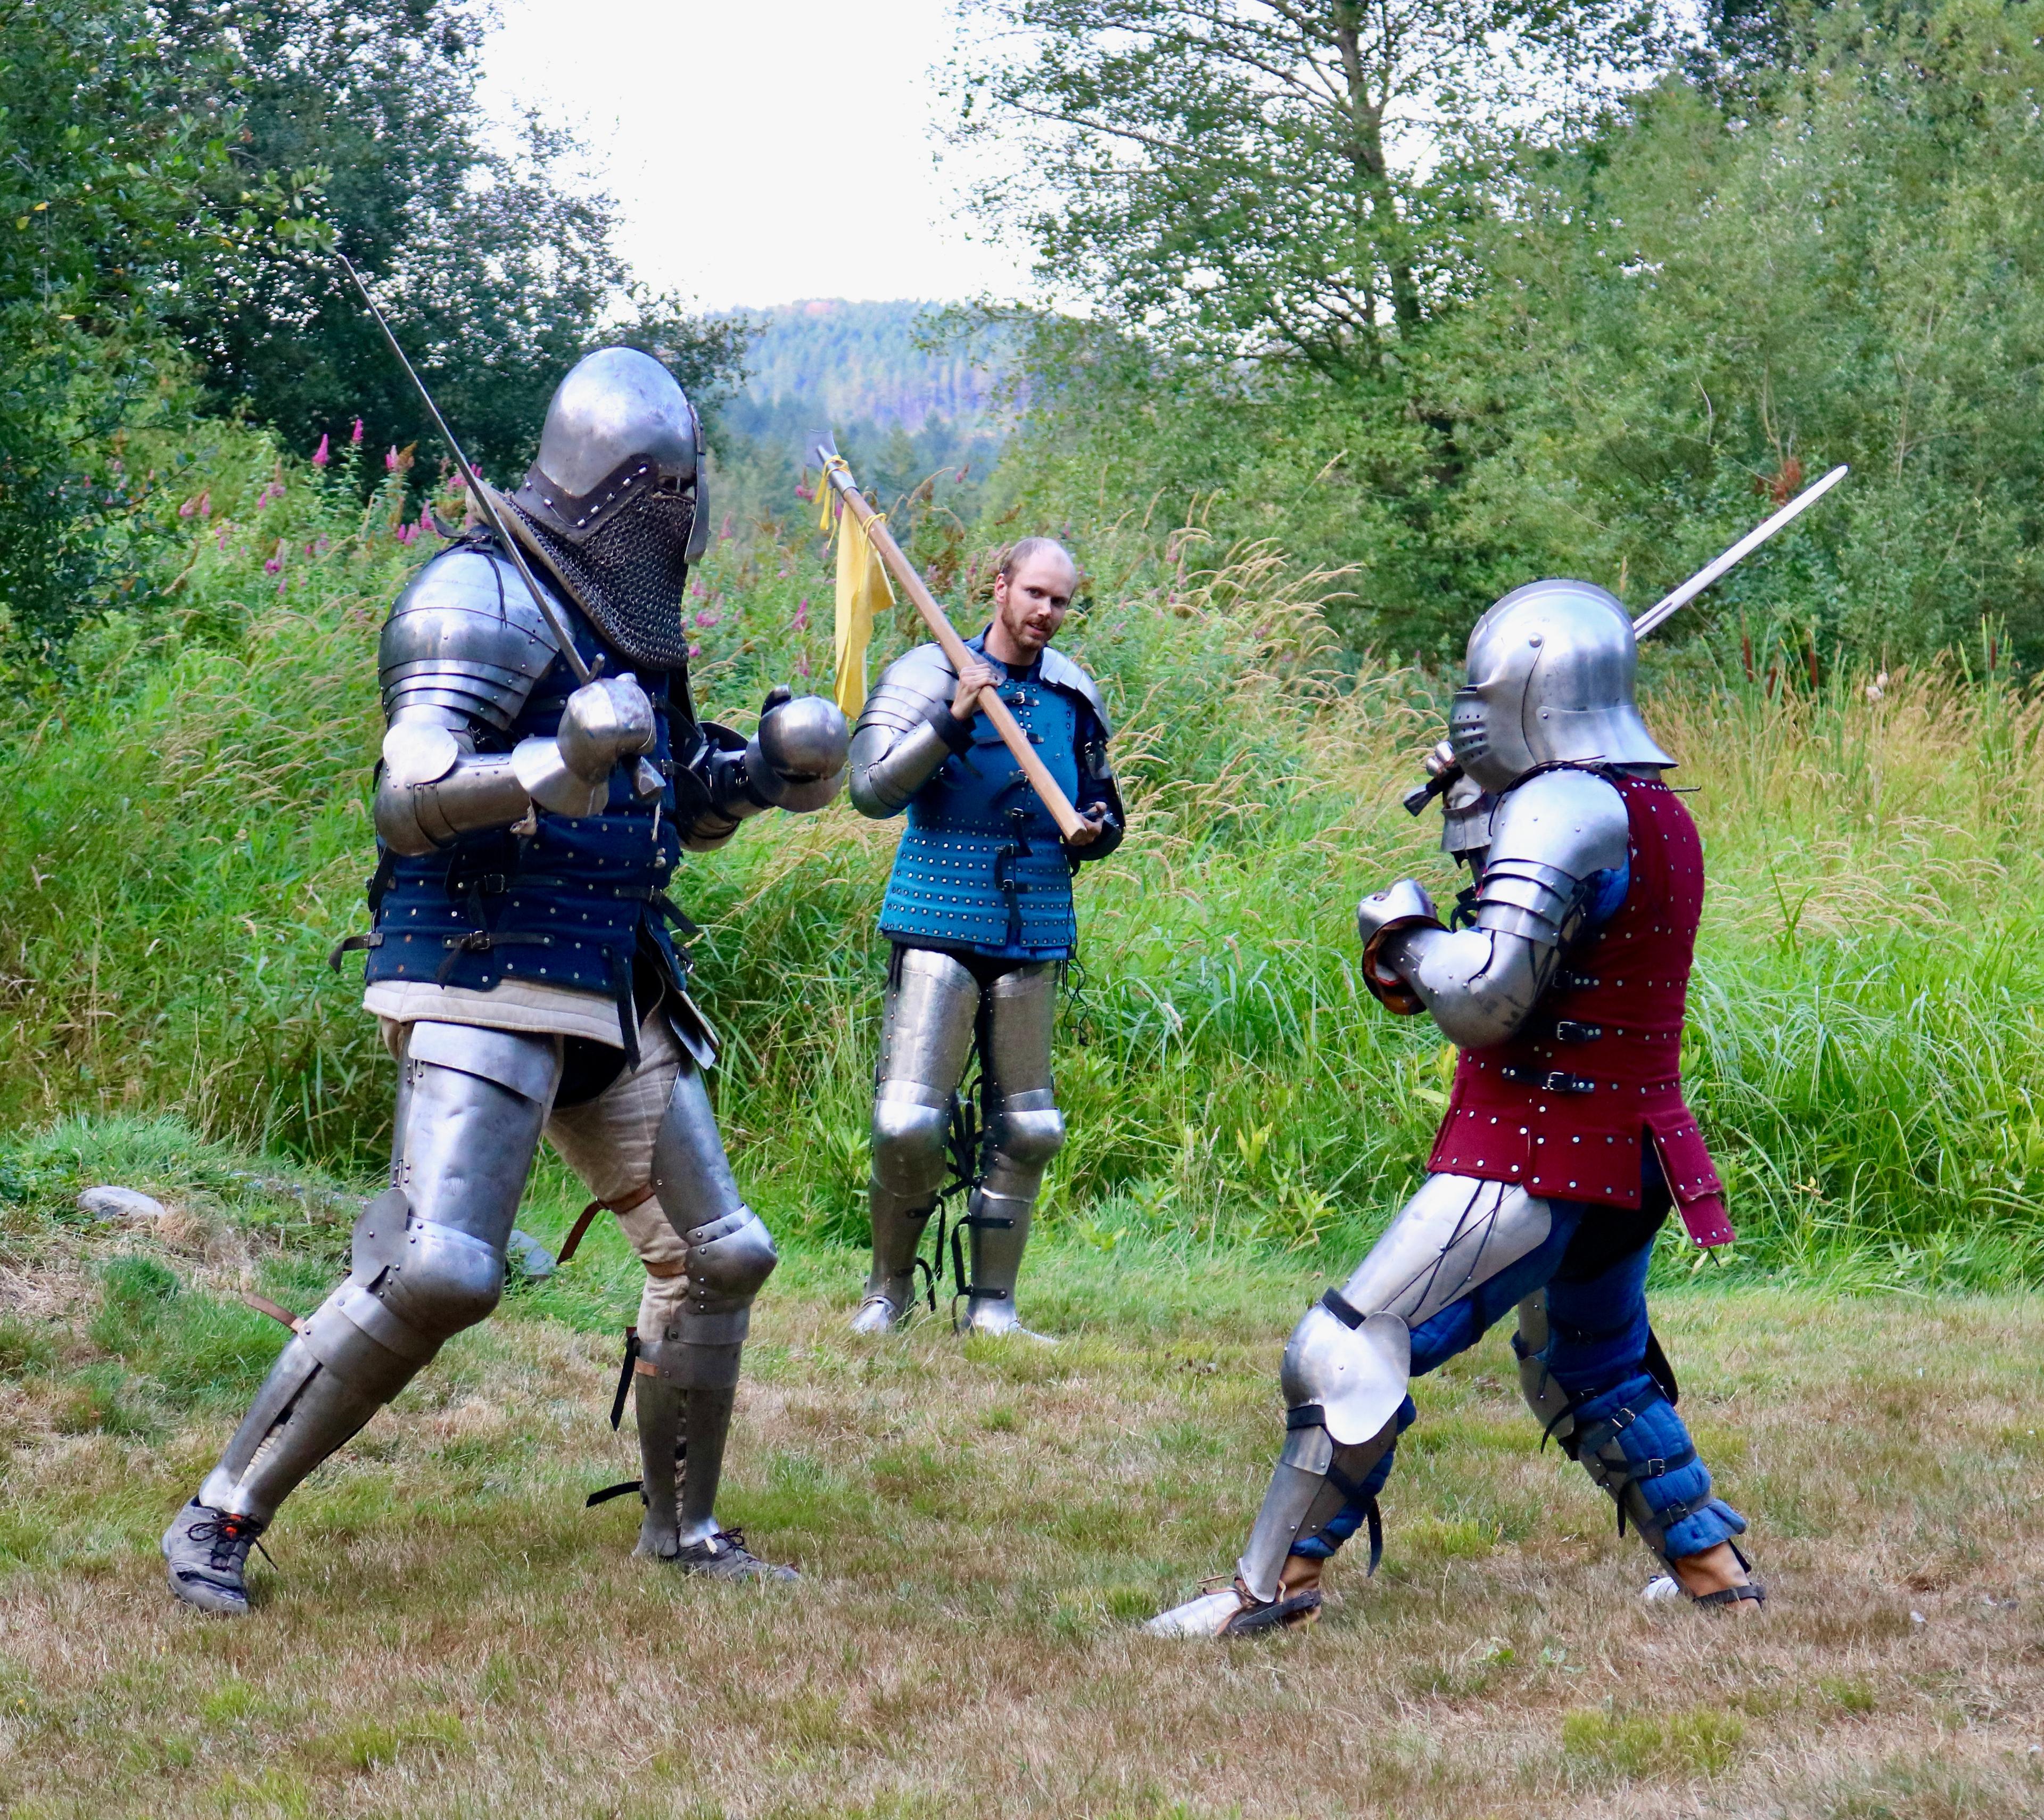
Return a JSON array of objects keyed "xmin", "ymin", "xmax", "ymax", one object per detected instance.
[{"xmin": 7, "ymin": 0, "xmax": 2044, "ymax": 1292}]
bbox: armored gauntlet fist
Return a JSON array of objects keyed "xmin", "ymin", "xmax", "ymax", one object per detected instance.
[
  {"xmin": 1356, "ymin": 879, "xmax": 1445, "ymax": 1016},
  {"xmin": 744, "ymin": 687, "xmax": 850, "ymax": 812},
  {"xmin": 513, "ymin": 672, "xmax": 656, "ymax": 817}
]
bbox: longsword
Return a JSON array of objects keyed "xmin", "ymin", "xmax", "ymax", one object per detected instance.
[
  {"xmin": 1403, "ymin": 463, "xmax": 1849, "ymax": 814},
  {"xmin": 338, "ymin": 252, "xmax": 596, "ymax": 687}
]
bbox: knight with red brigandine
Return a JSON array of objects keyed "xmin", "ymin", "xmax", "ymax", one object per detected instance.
[{"xmin": 1150, "ymin": 578, "xmax": 1763, "ymax": 1637}]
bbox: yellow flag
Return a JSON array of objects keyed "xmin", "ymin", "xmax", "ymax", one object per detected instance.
[{"xmin": 822, "ymin": 480, "xmax": 893, "ymax": 720}]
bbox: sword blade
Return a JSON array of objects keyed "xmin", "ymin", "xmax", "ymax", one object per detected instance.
[
  {"xmin": 1630, "ymin": 464, "xmax": 1849, "ymax": 641},
  {"xmin": 338, "ymin": 252, "xmax": 594, "ymax": 686}
]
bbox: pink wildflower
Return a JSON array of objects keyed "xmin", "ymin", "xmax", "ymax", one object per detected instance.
[
  {"xmin": 694, "ymin": 609, "xmax": 720, "ymax": 629},
  {"xmin": 718, "ymin": 513, "xmax": 734, "ymax": 541},
  {"xmin": 386, "ymin": 446, "xmax": 399, "ymax": 472},
  {"xmin": 312, "ymin": 433, "xmax": 330, "ymax": 468},
  {"xmin": 795, "ymin": 652, "xmax": 811, "ymax": 678},
  {"xmin": 264, "ymin": 557, "xmax": 281, "ymax": 573},
  {"xmin": 688, "ymin": 643, "xmax": 702, "ymax": 659},
  {"xmin": 793, "ymin": 483, "xmax": 812, "ymax": 503},
  {"xmin": 351, "ymin": 417, "xmax": 365, "ymax": 445},
  {"xmin": 793, "ymin": 597, "xmax": 810, "ymax": 631},
  {"xmin": 216, "ymin": 525, "xmax": 230, "ymax": 551}
]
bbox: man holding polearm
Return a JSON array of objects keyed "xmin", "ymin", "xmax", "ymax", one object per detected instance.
[{"xmin": 842, "ymin": 538, "xmax": 1124, "ymax": 1339}]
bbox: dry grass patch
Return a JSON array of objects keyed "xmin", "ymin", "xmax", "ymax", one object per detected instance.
[{"xmin": 3, "ymin": 1248, "xmax": 2043, "ymax": 1817}]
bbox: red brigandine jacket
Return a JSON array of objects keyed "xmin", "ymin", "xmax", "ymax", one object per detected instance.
[{"xmin": 1424, "ymin": 773, "xmax": 1734, "ymax": 1248}]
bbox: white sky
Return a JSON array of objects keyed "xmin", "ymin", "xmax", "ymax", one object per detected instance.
[{"xmin": 481, "ymin": 0, "xmax": 1021, "ymax": 312}]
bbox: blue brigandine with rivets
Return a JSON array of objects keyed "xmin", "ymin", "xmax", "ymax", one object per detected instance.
[
  {"xmin": 364, "ymin": 545, "xmax": 688, "ymax": 1000},
  {"xmin": 878, "ymin": 666, "xmax": 1085, "ymax": 955}
]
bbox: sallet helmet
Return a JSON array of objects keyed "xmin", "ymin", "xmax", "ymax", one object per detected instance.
[
  {"xmin": 508, "ymin": 346, "xmax": 710, "ymax": 671},
  {"xmin": 1447, "ymin": 579, "xmax": 1675, "ymax": 793}
]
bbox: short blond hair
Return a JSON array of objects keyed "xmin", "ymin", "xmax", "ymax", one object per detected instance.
[{"xmin": 996, "ymin": 537, "xmax": 1078, "ymax": 586}]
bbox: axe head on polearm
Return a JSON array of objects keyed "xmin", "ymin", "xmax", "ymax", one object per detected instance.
[{"xmin": 1402, "ymin": 462, "xmax": 1849, "ymax": 817}]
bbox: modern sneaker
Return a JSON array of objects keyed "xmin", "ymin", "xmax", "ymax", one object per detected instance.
[
  {"xmin": 671, "ymin": 1528, "xmax": 798, "ymax": 1582},
  {"xmin": 162, "ymin": 1500, "xmax": 266, "ymax": 1616}
]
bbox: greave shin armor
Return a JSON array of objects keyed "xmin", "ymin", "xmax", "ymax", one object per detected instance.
[
  {"xmin": 640, "ymin": 1055, "xmax": 777, "ymax": 1551},
  {"xmin": 200, "ymin": 1025, "xmax": 559, "ymax": 1524},
  {"xmin": 961, "ymin": 966, "xmax": 1063, "ymax": 1337},
  {"xmin": 858, "ymin": 949, "xmax": 978, "ymax": 1329}
]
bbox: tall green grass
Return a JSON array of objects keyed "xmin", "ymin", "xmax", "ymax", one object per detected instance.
[{"xmin": 2, "ymin": 450, "xmax": 2041, "ymax": 1286}]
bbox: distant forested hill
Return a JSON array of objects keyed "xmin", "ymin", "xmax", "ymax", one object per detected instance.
[
  {"xmin": 724, "ymin": 299, "xmax": 1008, "ymax": 434},
  {"xmin": 713, "ymin": 300, "xmax": 1013, "ymax": 537}
]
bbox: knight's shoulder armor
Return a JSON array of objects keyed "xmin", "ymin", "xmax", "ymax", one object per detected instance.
[
  {"xmin": 1039, "ymin": 646, "xmax": 1111, "ymax": 740},
  {"xmin": 1485, "ymin": 765, "xmax": 1630, "ymax": 882},
  {"xmin": 378, "ymin": 542, "xmax": 567, "ymax": 734},
  {"xmin": 857, "ymin": 642, "xmax": 958, "ymax": 736}
]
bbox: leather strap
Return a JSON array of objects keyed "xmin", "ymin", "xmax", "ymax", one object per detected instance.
[{"xmin": 557, "ymin": 1185, "xmax": 660, "ymax": 1264}]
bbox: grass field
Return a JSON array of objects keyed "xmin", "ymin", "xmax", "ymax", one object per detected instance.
[{"xmin": 3, "ymin": 1124, "xmax": 2042, "ymax": 1819}]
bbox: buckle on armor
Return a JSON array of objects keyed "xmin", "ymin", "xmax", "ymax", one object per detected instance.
[
  {"xmin": 1499, "ymin": 1066, "xmax": 1595, "ymax": 1094},
  {"xmin": 1552, "ymin": 1020, "xmax": 1603, "ymax": 1043}
]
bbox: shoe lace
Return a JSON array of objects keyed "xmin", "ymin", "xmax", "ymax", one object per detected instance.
[{"xmin": 187, "ymin": 1512, "xmax": 274, "ymax": 1571}]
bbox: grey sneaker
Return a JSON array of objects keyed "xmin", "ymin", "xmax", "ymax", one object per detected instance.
[
  {"xmin": 162, "ymin": 1500, "xmax": 267, "ymax": 1615},
  {"xmin": 672, "ymin": 1528, "xmax": 797, "ymax": 1582}
]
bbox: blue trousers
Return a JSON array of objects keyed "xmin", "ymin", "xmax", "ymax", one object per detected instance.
[{"xmin": 1298, "ymin": 1163, "xmax": 1745, "ymax": 1566}]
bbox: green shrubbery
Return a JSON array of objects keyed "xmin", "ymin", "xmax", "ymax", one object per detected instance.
[{"xmin": 2, "ymin": 437, "xmax": 2041, "ymax": 1286}]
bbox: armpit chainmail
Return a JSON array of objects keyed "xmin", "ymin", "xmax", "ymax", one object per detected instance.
[{"xmin": 515, "ymin": 491, "xmax": 695, "ymax": 671}]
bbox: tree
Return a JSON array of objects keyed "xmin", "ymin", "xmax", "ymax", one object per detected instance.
[
  {"xmin": 1440, "ymin": 0, "xmax": 2044, "ymax": 660},
  {"xmin": 949, "ymin": 0, "xmax": 1671, "ymax": 377},
  {"xmin": 0, "ymin": 0, "xmax": 269, "ymax": 650},
  {"xmin": 154, "ymin": 0, "xmax": 748, "ymax": 483}
]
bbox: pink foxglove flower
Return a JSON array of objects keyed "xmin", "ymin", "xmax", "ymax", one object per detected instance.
[
  {"xmin": 312, "ymin": 433, "xmax": 330, "ymax": 468},
  {"xmin": 793, "ymin": 597, "xmax": 810, "ymax": 631},
  {"xmin": 351, "ymin": 417, "xmax": 365, "ymax": 444},
  {"xmin": 386, "ymin": 446, "xmax": 399, "ymax": 472}
]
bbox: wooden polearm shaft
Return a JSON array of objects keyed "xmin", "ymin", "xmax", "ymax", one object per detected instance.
[{"xmin": 819, "ymin": 458, "xmax": 1089, "ymax": 841}]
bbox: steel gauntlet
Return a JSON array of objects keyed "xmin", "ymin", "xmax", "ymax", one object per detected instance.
[{"xmin": 678, "ymin": 688, "xmax": 848, "ymax": 852}]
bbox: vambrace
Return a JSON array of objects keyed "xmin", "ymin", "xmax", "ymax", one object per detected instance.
[
  {"xmin": 1379, "ymin": 766, "xmax": 1631, "ymax": 1049},
  {"xmin": 1385, "ymin": 922, "xmax": 1563, "ymax": 1049},
  {"xmin": 677, "ymin": 722, "xmax": 772, "ymax": 852},
  {"xmin": 374, "ymin": 719, "xmax": 533, "ymax": 857},
  {"xmin": 674, "ymin": 701, "xmax": 848, "ymax": 851}
]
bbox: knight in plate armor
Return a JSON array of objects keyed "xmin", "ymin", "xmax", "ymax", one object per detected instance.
[
  {"xmin": 845, "ymin": 539, "xmax": 1124, "ymax": 1340},
  {"xmin": 1149, "ymin": 578, "xmax": 1763, "ymax": 1637},
  {"xmin": 163, "ymin": 347, "xmax": 850, "ymax": 1614}
]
